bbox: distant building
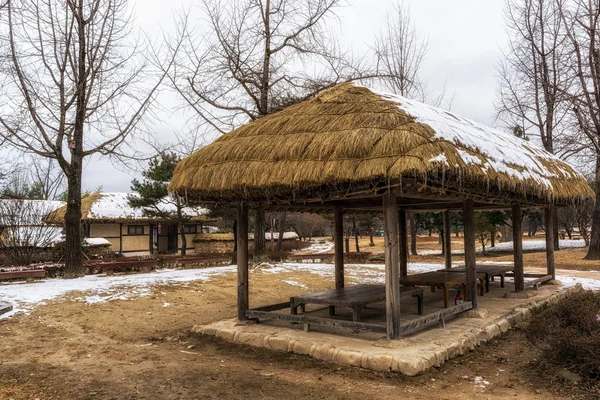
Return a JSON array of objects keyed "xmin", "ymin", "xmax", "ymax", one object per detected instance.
[
  {"xmin": 193, "ymin": 231, "xmax": 299, "ymax": 253},
  {"xmin": 46, "ymin": 192, "xmax": 214, "ymax": 255}
]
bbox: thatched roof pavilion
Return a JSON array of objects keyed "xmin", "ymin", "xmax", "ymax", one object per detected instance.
[{"xmin": 170, "ymin": 83, "xmax": 594, "ymax": 339}]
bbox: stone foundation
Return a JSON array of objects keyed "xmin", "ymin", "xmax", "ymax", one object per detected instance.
[{"xmin": 192, "ymin": 286, "xmax": 578, "ymax": 376}]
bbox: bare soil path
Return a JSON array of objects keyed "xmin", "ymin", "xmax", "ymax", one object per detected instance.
[{"xmin": 1, "ymin": 259, "xmax": 599, "ymax": 399}]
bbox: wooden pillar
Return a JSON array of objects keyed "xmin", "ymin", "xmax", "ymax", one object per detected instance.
[
  {"xmin": 149, "ymin": 223, "xmax": 153, "ymax": 255},
  {"xmin": 443, "ymin": 210, "xmax": 452, "ymax": 269},
  {"xmin": 544, "ymin": 206, "xmax": 556, "ymax": 280},
  {"xmin": 237, "ymin": 202, "xmax": 249, "ymax": 321},
  {"xmin": 334, "ymin": 206, "xmax": 344, "ymax": 289},
  {"xmin": 119, "ymin": 223, "xmax": 123, "ymax": 255},
  {"xmin": 463, "ymin": 199, "xmax": 478, "ymax": 308},
  {"xmin": 383, "ymin": 193, "xmax": 401, "ymax": 339},
  {"xmin": 512, "ymin": 204, "xmax": 524, "ymax": 292},
  {"xmin": 398, "ymin": 208, "xmax": 408, "ymax": 277}
]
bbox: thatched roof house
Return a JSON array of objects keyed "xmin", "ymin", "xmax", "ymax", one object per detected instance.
[
  {"xmin": 169, "ymin": 83, "xmax": 594, "ymax": 340},
  {"xmin": 46, "ymin": 192, "xmax": 214, "ymax": 255},
  {"xmin": 46, "ymin": 192, "xmax": 211, "ymax": 224},
  {"xmin": 170, "ymin": 83, "xmax": 593, "ymax": 207}
]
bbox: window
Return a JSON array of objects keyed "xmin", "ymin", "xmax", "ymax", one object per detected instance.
[
  {"xmin": 127, "ymin": 225, "xmax": 144, "ymax": 235},
  {"xmin": 183, "ymin": 225, "xmax": 197, "ymax": 234}
]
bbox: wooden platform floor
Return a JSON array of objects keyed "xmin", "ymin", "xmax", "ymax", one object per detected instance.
[
  {"xmin": 195, "ymin": 282, "xmax": 570, "ymax": 375},
  {"xmin": 247, "ymin": 275, "xmax": 549, "ymax": 339}
]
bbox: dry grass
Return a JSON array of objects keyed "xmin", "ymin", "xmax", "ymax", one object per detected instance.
[{"xmin": 169, "ymin": 83, "xmax": 593, "ymax": 206}]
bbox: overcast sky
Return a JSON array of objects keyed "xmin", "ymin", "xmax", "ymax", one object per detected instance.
[{"xmin": 84, "ymin": 0, "xmax": 509, "ymax": 193}]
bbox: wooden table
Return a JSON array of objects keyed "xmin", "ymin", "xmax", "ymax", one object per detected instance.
[
  {"xmin": 290, "ymin": 284, "xmax": 424, "ymax": 322},
  {"xmin": 400, "ymin": 271, "xmax": 485, "ymax": 308},
  {"xmin": 442, "ymin": 264, "xmax": 514, "ymax": 292}
]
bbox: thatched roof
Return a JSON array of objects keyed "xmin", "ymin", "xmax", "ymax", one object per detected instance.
[
  {"xmin": 193, "ymin": 232, "xmax": 299, "ymax": 242},
  {"xmin": 46, "ymin": 192, "xmax": 213, "ymax": 224},
  {"xmin": 169, "ymin": 83, "xmax": 594, "ymax": 206}
]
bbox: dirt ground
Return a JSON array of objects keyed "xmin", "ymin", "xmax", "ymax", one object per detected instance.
[{"xmin": 1, "ymin": 240, "xmax": 599, "ymax": 399}]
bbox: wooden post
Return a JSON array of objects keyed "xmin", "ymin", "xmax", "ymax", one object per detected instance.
[
  {"xmin": 334, "ymin": 206, "xmax": 344, "ymax": 289},
  {"xmin": 383, "ymin": 193, "xmax": 401, "ymax": 339},
  {"xmin": 544, "ymin": 207, "xmax": 556, "ymax": 280},
  {"xmin": 149, "ymin": 223, "xmax": 153, "ymax": 255},
  {"xmin": 237, "ymin": 202, "xmax": 249, "ymax": 321},
  {"xmin": 463, "ymin": 199, "xmax": 478, "ymax": 308},
  {"xmin": 398, "ymin": 208, "xmax": 408, "ymax": 277},
  {"xmin": 119, "ymin": 223, "xmax": 123, "ymax": 255},
  {"xmin": 443, "ymin": 210, "xmax": 452, "ymax": 269},
  {"xmin": 512, "ymin": 204, "xmax": 524, "ymax": 292}
]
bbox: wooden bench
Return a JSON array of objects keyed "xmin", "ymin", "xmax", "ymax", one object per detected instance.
[
  {"xmin": 504, "ymin": 273, "xmax": 553, "ymax": 289},
  {"xmin": 0, "ymin": 302, "xmax": 13, "ymax": 316},
  {"xmin": 442, "ymin": 263, "xmax": 514, "ymax": 292},
  {"xmin": 290, "ymin": 284, "xmax": 424, "ymax": 322},
  {"xmin": 400, "ymin": 270, "xmax": 485, "ymax": 308},
  {"xmin": 0, "ymin": 269, "xmax": 46, "ymax": 281}
]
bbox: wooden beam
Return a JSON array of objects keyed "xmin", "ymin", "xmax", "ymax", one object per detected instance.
[
  {"xmin": 398, "ymin": 208, "xmax": 408, "ymax": 277},
  {"xmin": 334, "ymin": 206, "xmax": 344, "ymax": 289},
  {"xmin": 512, "ymin": 204, "xmax": 524, "ymax": 292},
  {"xmin": 544, "ymin": 207, "xmax": 556, "ymax": 280},
  {"xmin": 443, "ymin": 210, "xmax": 452, "ymax": 269},
  {"xmin": 245, "ymin": 309, "xmax": 387, "ymax": 334},
  {"xmin": 463, "ymin": 199, "xmax": 478, "ymax": 308},
  {"xmin": 119, "ymin": 223, "xmax": 123, "ymax": 255},
  {"xmin": 397, "ymin": 302, "xmax": 472, "ymax": 336},
  {"xmin": 237, "ymin": 202, "xmax": 249, "ymax": 321},
  {"xmin": 383, "ymin": 192, "xmax": 401, "ymax": 339}
]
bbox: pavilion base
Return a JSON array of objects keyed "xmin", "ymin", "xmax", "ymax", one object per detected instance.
[{"xmin": 192, "ymin": 285, "xmax": 579, "ymax": 376}]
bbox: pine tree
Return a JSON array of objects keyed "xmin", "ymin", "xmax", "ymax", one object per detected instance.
[{"xmin": 129, "ymin": 153, "xmax": 191, "ymax": 255}]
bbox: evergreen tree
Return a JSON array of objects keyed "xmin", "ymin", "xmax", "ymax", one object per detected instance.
[{"xmin": 129, "ymin": 153, "xmax": 192, "ymax": 255}]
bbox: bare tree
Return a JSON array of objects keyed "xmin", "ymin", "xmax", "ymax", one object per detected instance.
[
  {"xmin": 559, "ymin": 0, "xmax": 600, "ymax": 259},
  {"xmin": 29, "ymin": 157, "xmax": 65, "ymax": 200},
  {"xmin": 373, "ymin": 1, "xmax": 428, "ymax": 99},
  {"xmin": 172, "ymin": 0, "xmax": 366, "ymax": 258},
  {"xmin": 0, "ymin": 199, "xmax": 62, "ymax": 265},
  {"xmin": 496, "ymin": 0, "xmax": 573, "ymax": 251},
  {"xmin": 0, "ymin": 0, "xmax": 175, "ymax": 276}
]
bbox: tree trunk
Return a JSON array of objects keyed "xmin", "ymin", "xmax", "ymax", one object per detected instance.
[
  {"xmin": 585, "ymin": 157, "xmax": 600, "ymax": 260},
  {"xmin": 63, "ymin": 165, "xmax": 83, "ymax": 278},
  {"xmin": 276, "ymin": 211, "xmax": 286, "ymax": 251},
  {"xmin": 179, "ymin": 223, "xmax": 187, "ymax": 255},
  {"xmin": 353, "ymin": 216, "xmax": 359, "ymax": 253},
  {"xmin": 254, "ymin": 208, "xmax": 266, "ymax": 258},
  {"xmin": 409, "ymin": 215, "xmax": 417, "ymax": 255},
  {"xmin": 490, "ymin": 230, "xmax": 496, "ymax": 247},
  {"xmin": 552, "ymin": 207, "xmax": 560, "ymax": 251},
  {"xmin": 63, "ymin": 2, "xmax": 86, "ymax": 279},
  {"xmin": 369, "ymin": 228, "xmax": 375, "ymax": 246}
]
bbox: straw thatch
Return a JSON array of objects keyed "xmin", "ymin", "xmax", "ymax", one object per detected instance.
[
  {"xmin": 169, "ymin": 83, "xmax": 594, "ymax": 206},
  {"xmin": 46, "ymin": 192, "xmax": 213, "ymax": 224}
]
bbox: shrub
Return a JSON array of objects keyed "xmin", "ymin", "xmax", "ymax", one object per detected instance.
[{"xmin": 524, "ymin": 289, "xmax": 600, "ymax": 380}]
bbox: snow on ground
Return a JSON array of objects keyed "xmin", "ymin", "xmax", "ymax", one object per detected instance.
[
  {"xmin": 301, "ymin": 241, "xmax": 334, "ymax": 254},
  {"xmin": 1, "ymin": 256, "xmax": 599, "ymax": 320},
  {"xmin": 0, "ymin": 266, "xmax": 234, "ymax": 319},
  {"xmin": 420, "ymin": 239, "xmax": 587, "ymax": 256}
]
